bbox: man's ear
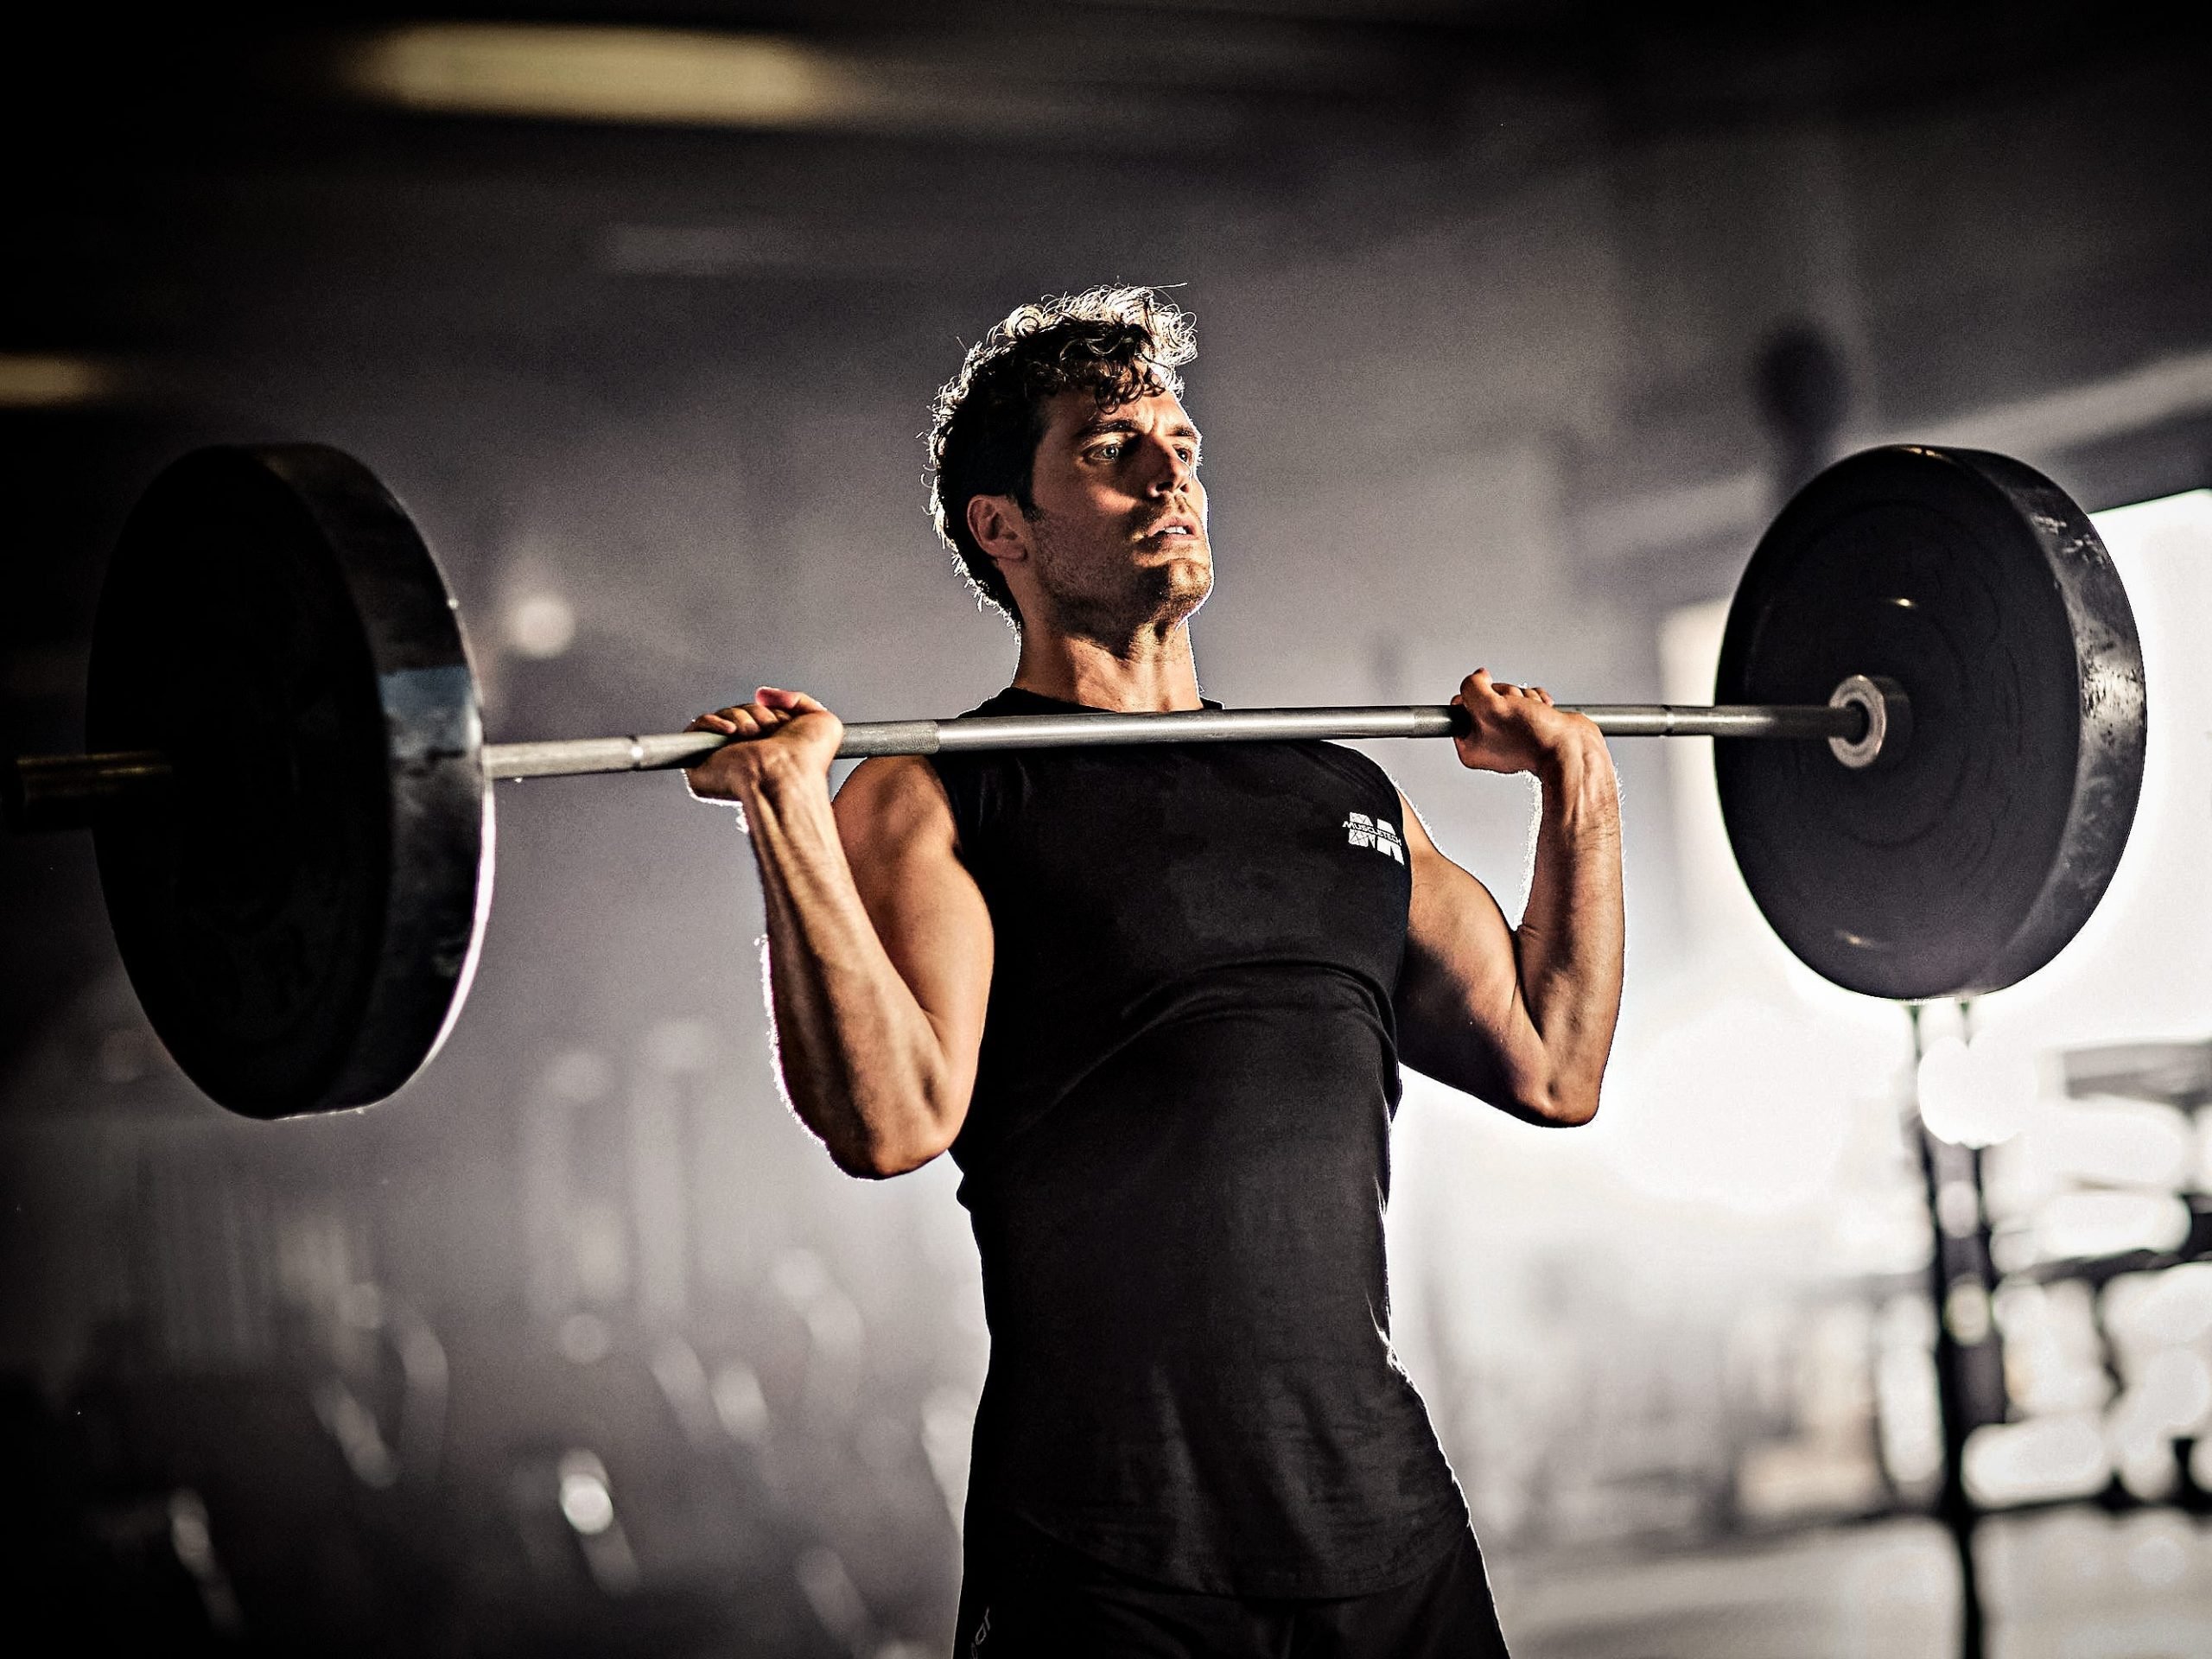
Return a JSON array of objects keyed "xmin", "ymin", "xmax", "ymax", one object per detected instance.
[{"xmin": 966, "ymin": 493, "xmax": 1032, "ymax": 575}]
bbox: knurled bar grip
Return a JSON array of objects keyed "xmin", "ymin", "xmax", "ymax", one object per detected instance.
[{"xmin": 484, "ymin": 702, "xmax": 1863, "ymax": 780}]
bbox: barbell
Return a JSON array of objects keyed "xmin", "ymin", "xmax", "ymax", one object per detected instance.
[{"xmin": 3, "ymin": 442, "xmax": 2146, "ymax": 1120}]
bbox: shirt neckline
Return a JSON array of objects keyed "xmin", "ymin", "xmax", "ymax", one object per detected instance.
[{"xmin": 995, "ymin": 685, "xmax": 1224, "ymax": 715}]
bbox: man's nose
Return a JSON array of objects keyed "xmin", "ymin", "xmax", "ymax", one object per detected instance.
[{"xmin": 1143, "ymin": 435, "xmax": 1195, "ymax": 495}]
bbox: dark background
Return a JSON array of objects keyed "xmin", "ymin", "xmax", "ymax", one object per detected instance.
[{"xmin": 5, "ymin": 7, "xmax": 2212, "ymax": 1655}]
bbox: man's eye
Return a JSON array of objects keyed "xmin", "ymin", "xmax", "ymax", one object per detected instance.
[{"xmin": 1093, "ymin": 442, "xmax": 1123, "ymax": 461}]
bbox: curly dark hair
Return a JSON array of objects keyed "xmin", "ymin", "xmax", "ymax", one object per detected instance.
[{"xmin": 925, "ymin": 285, "xmax": 1197, "ymax": 630}]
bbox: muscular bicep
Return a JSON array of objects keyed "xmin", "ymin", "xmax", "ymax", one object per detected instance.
[
  {"xmin": 832, "ymin": 756, "xmax": 994, "ymax": 1102},
  {"xmin": 1395, "ymin": 792, "xmax": 1553, "ymax": 1120}
]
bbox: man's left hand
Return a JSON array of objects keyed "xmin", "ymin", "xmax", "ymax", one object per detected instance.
[{"xmin": 1450, "ymin": 668, "xmax": 1601, "ymax": 777}]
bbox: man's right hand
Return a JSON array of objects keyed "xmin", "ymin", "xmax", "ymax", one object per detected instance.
[{"xmin": 683, "ymin": 686, "xmax": 846, "ymax": 804}]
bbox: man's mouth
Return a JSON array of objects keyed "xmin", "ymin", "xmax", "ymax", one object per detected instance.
[{"xmin": 1138, "ymin": 518, "xmax": 1200, "ymax": 543}]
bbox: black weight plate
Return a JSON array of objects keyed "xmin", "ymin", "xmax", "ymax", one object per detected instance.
[
  {"xmin": 1715, "ymin": 445, "xmax": 2144, "ymax": 1000},
  {"xmin": 88, "ymin": 446, "xmax": 491, "ymax": 1117}
]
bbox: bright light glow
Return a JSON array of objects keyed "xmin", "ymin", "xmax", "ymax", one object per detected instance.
[
  {"xmin": 794, "ymin": 1547, "xmax": 868, "ymax": 1644},
  {"xmin": 1962, "ymin": 1414, "xmax": 2109, "ymax": 1507},
  {"xmin": 168, "ymin": 1490, "xmax": 218, "ymax": 1576},
  {"xmin": 0, "ymin": 353, "xmax": 118, "ymax": 408},
  {"xmin": 570, "ymin": 1205, "xmax": 630, "ymax": 1302},
  {"xmin": 1597, "ymin": 991, "xmax": 1874, "ymax": 1214},
  {"xmin": 1873, "ymin": 1342, "xmax": 1943, "ymax": 1486},
  {"xmin": 556, "ymin": 1452, "xmax": 616, "ymax": 1535},
  {"xmin": 543, "ymin": 1048, "xmax": 613, "ymax": 1101},
  {"xmin": 311, "ymin": 1379, "xmax": 399, "ymax": 1489},
  {"xmin": 2099, "ymin": 1267, "xmax": 2212, "ymax": 1504},
  {"xmin": 2123, "ymin": 1347, "xmax": 2212, "ymax": 1438},
  {"xmin": 921, "ymin": 1384, "xmax": 978, "ymax": 1529},
  {"xmin": 1942, "ymin": 1281, "xmax": 1993, "ymax": 1345},
  {"xmin": 558, "ymin": 1311, "xmax": 611, "ymax": 1365},
  {"xmin": 772, "ymin": 1248, "xmax": 830, "ymax": 1305},
  {"xmin": 1934, "ymin": 1179, "xmax": 1981, "ymax": 1238},
  {"xmin": 2107, "ymin": 1346, "xmax": 2210, "ymax": 1502},
  {"xmin": 2114, "ymin": 1436, "xmax": 2178, "ymax": 1502},
  {"xmin": 2033, "ymin": 1191, "xmax": 2192, "ymax": 1261},
  {"xmin": 2127, "ymin": 1524, "xmax": 2191, "ymax": 1587},
  {"xmin": 712, "ymin": 1363, "xmax": 769, "ymax": 1444},
  {"xmin": 1994, "ymin": 1281, "xmax": 2113, "ymax": 1415},
  {"xmin": 2103, "ymin": 1262, "xmax": 2212, "ymax": 1350},
  {"xmin": 337, "ymin": 24, "xmax": 869, "ymax": 130},
  {"xmin": 1916, "ymin": 1033, "xmax": 2036, "ymax": 1148},
  {"xmin": 1965, "ymin": 491, "xmax": 2212, "ymax": 1048},
  {"xmin": 2031, "ymin": 1096, "xmax": 2194, "ymax": 1191},
  {"xmin": 505, "ymin": 591, "xmax": 577, "ymax": 659}
]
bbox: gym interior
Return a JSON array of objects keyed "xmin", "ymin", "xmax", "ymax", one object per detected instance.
[{"xmin": 3, "ymin": 10, "xmax": 2210, "ymax": 1656}]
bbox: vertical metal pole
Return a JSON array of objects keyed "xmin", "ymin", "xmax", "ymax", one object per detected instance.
[{"xmin": 1908, "ymin": 1002, "xmax": 1993, "ymax": 1659}]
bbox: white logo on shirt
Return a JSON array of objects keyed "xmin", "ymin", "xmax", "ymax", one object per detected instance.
[{"xmin": 1343, "ymin": 811, "xmax": 1405, "ymax": 864}]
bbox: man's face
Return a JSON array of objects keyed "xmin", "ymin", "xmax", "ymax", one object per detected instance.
[{"xmin": 1005, "ymin": 385, "xmax": 1211, "ymax": 643}]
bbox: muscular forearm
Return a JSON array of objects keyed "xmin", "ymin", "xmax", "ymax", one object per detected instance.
[
  {"xmin": 1512, "ymin": 741, "xmax": 1624, "ymax": 1121},
  {"xmin": 738, "ymin": 763, "xmax": 965, "ymax": 1177}
]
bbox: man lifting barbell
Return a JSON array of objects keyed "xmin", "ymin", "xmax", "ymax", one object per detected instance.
[
  {"xmin": 0, "ymin": 274, "xmax": 2151, "ymax": 1654},
  {"xmin": 681, "ymin": 286, "xmax": 1621, "ymax": 1655}
]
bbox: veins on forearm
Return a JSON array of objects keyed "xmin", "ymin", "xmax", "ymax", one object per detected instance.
[{"xmin": 741, "ymin": 783, "xmax": 952, "ymax": 1174}]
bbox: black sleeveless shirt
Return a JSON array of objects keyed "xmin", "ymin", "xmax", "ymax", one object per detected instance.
[{"xmin": 928, "ymin": 688, "xmax": 1466, "ymax": 1597}]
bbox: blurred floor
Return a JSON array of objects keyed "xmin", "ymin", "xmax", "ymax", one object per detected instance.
[{"xmin": 1496, "ymin": 1510, "xmax": 2212, "ymax": 1659}]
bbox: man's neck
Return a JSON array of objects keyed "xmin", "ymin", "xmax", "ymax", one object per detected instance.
[{"xmin": 1010, "ymin": 622, "xmax": 1204, "ymax": 713}]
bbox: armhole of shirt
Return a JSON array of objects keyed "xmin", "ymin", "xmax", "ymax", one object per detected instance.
[
  {"xmin": 1323, "ymin": 746, "xmax": 1418, "ymax": 960},
  {"xmin": 925, "ymin": 753, "xmax": 988, "ymax": 866},
  {"xmin": 1323, "ymin": 742, "xmax": 1408, "ymax": 822}
]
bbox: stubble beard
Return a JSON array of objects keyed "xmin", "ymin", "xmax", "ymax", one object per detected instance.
[{"xmin": 1027, "ymin": 505, "xmax": 1212, "ymax": 654}]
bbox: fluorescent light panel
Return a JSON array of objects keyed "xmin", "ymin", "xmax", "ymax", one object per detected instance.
[
  {"xmin": 335, "ymin": 23, "xmax": 871, "ymax": 130},
  {"xmin": 0, "ymin": 354, "xmax": 119, "ymax": 409}
]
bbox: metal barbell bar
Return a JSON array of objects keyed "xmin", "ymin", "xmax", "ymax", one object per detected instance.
[
  {"xmin": 3, "ymin": 679, "xmax": 1895, "ymax": 835},
  {"xmin": 484, "ymin": 685, "xmax": 1881, "ymax": 776}
]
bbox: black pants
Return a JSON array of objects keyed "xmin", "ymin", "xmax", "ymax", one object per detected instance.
[{"xmin": 952, "ymin": 1516, "xmax": 1512, "ymax": 1658}]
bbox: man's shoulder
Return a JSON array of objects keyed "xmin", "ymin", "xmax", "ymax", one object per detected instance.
[
  {"xmin": 833, "ymin": 754, "xmax": 957, "ymax": 847},
  {"xmin": 1306, "ymin": 740, "xmax": 1402, "ymax": 804},
  {"xmin": 836, "ymin": 753, "xmax": 949, "ymax": 807}
]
